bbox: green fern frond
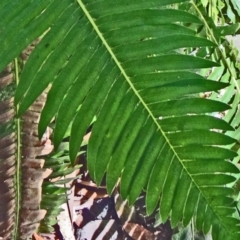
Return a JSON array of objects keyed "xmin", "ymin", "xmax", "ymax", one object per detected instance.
[
  {"xmin": 39, "ymin": 144, "xmax": 82, "ymax": 233},
  {"xmin": 0, "ymin": 1, "xmax": 240, "ymax": 239}
]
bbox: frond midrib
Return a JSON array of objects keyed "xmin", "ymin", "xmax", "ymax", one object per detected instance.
[{"xmin": 76, "ymin": 0, "xmax": 229, "ymax": 234}]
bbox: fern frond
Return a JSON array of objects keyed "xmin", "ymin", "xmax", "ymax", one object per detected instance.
[
  {"xmin": 39, "ymin": 124, "xmax": 84, "ymax": 233},
  {"xmin": 0, "ymin": 1, "xmax": 240, "ymax": 239}
]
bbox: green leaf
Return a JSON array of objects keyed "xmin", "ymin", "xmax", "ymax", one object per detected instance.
[
  {"xmin": 1, "ymin": 0, "xmax": 239, "ymax": 239},
  {"xmin": 0, "ymin": 0, "xmax": 72, "ymax": 73}
]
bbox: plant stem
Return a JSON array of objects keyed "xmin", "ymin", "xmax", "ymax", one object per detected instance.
[{"xmin": 14, "ymin": 58, "xmax": 21, "ymax": 240}]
